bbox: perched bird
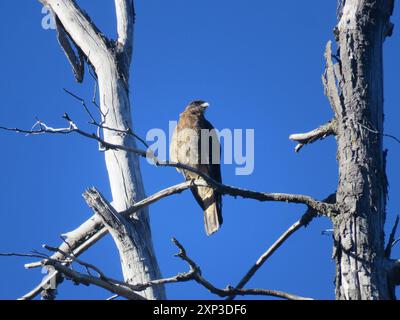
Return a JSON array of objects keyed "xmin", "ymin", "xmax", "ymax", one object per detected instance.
[{"xmin": 170, "ymin": 100, "xmax": 223, "ymax": 236}]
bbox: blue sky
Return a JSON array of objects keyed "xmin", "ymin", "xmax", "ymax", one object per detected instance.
[{"xmin": 0, "ymin": 1, "xmax": 399, "ymax": 300}]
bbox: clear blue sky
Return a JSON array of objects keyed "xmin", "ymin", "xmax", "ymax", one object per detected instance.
[{"xmin": 0, "ymin": 1, "xmax": 399, "ymax": 300}]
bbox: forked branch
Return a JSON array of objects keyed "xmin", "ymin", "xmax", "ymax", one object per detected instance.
[
  {"xmin": 2, "ymin": 238, "xmax": 313, "ymax": 301},
  {"xmin": 290, "ymin": 119, "xmax": 337, "ymax": 152}
]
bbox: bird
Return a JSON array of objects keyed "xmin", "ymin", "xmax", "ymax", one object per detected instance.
[{"xmin": 170, "ymin": 100, "xmax": 223, "ymax": 236}]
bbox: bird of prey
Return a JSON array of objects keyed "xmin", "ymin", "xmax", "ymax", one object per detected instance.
[{"xmin": 170, "ymin": 100, "xmax": 223, "ymax": 236}]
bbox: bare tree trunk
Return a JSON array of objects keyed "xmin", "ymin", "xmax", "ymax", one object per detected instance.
[
  {"xmin": 40, "ymin": 0, "xmax": 165, "ymax": 299},
  {"xmin": 332, "ymin": 0, "xmax": 394, "ymax": 300}
]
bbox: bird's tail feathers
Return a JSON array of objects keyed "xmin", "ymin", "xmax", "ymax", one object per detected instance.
[{"xmin": 204, "ymin": 202, "xmax": 222, "ymax": 236}]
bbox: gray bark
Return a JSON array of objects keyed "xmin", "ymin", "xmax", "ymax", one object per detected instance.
[
  {"xmin": 40, "ymin": 0, "xmax": 165, "ymax": 299},
  {"xmin": 331, "ymin": 0, "xmax": 394, "ymax": 300}
]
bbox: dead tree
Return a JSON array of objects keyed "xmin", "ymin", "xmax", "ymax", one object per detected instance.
[
  {"xmin": 292, "ymin": 0, "xmax": 397, "ymax": 299},
  {"xmin": 38, "ymin": 0, "xmax": 165, "ymax": 299}
]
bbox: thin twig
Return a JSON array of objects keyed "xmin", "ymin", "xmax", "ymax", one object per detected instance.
[
  {"xmin": 0, "ymin": 253, "xmax": 47, "ymax": 259},
  {"xmin": 64, "ymin": 88, "xmax": 97, "ymax": 124},
  {"xmin": 355, "ymin": 120, "xmax": 400, "ymax": 145},
  {"xmin": 384, "ymin": 134, "xmax": 400, "ymax": 144},
  {"xmin": 43, "ymin": 259, "xmax": 146, "ymax": 300},
  {"xmin": 43, "ymin": 244, "xmax": 106, "ymax": 279}
]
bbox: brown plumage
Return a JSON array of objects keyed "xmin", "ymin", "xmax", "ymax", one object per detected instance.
[{"xmin": 170, "ymin": 100, "xmax": 223, "ymax": 236}]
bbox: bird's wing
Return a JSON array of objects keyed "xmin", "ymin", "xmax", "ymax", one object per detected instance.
[
  {"xmin": 198, "ymin": 119, "xmax": 222, "ymax": 217},
  {"xmin": 202, "ymin": 119, "xmax": 222, "ymax": 184},
  {"xmin": 170, "ymin": 119, "xmax": 200, "ymax": 177},
  {"xmin": 169, "ymin": 125, "xmax": 178, "ymax": 163}
]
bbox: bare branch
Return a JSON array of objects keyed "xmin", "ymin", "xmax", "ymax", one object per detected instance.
[
  {"xmin": 64, "ymin": 88, "xmax": 97, "ymax": 123},
  {"xmin": 171, "ymin": 239, "xmax": 313, "ymax": 300},
  {"xmin": 290, "ymin": 119, "xmax": 337, "ymax": 152},
  {"xmin": 0, "ymin": 252, "xmax": 61, "ymax": 301},
  {"xmin": 6, "ymin": 250, "xmax": 148, "ymax": 300},
  {"xmin": 0, "ymin": 253, "xmax": 47, "ymax": 259},
  {"xmin": 115, "ymin": 0, "xmax": 135, "ymax": 64},
  {"xmin": 227, "ymin": 193, "xmax": 336, "ymax": 300},
  {"xmin": 64, "ymin": 89, "xmax": 150, "ymax": 149},
  {"xmin": 384, "ymin": 134, "xmax": 400, "ymax": 145},
  {"xmin": 0, "ymin": 115, "xmax": 147, "ymax": 156},
  {"xmin": 43, "ymin": 259, "xmax": 146, "ymax": 300},
  {"xmin": 6, "ymin": 251, "xmax": 147, "ymax": 300},
  {"xmin": 43, "ymin": 244, "xmax": 106, "ymax": 279}
]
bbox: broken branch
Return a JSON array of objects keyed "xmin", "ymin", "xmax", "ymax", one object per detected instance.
[{"xmin": 290, "ymin": 119, "xmax": 337, "ymax": 152}]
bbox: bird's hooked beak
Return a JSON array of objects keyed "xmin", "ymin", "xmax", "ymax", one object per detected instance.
[{"xmin": 200, "ymin": 102, "xmax": 210, "ymax": 109}]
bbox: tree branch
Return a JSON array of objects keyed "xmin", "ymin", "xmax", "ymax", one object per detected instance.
[
  {"xmin": 40, "ymin": 0, "xmax": 111, "ymax": 68},
  {"xmin": 171, "ymin": 239, "xmax": 313, "ymax": 300},
  {"xmin": 115, "ymin": 0, "xmax": 135, "ymax": 65},
  {"xmin": 44, "ymin": 259, "xmax": 146, "ymax": 300},
  {"xmin": 290, "ymin": 119, "xmax": 337, "ymax": 152},
  {"xmin": 227, "ymin": 193, "xmax": 336, "ymax": 300}
]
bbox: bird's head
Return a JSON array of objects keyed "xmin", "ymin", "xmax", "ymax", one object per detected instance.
[{"xmin": 185, "ymin": 100, "xmax": 210, "ymax": 114}]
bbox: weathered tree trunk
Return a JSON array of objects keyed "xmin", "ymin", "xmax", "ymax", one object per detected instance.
[
  {"xmin": 332, "ymin": 0, "xmax": 394, "ymax": 300},
  {"xmin": 40, "ymin": 0, "xmax": 165, "ymax": 299}
]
